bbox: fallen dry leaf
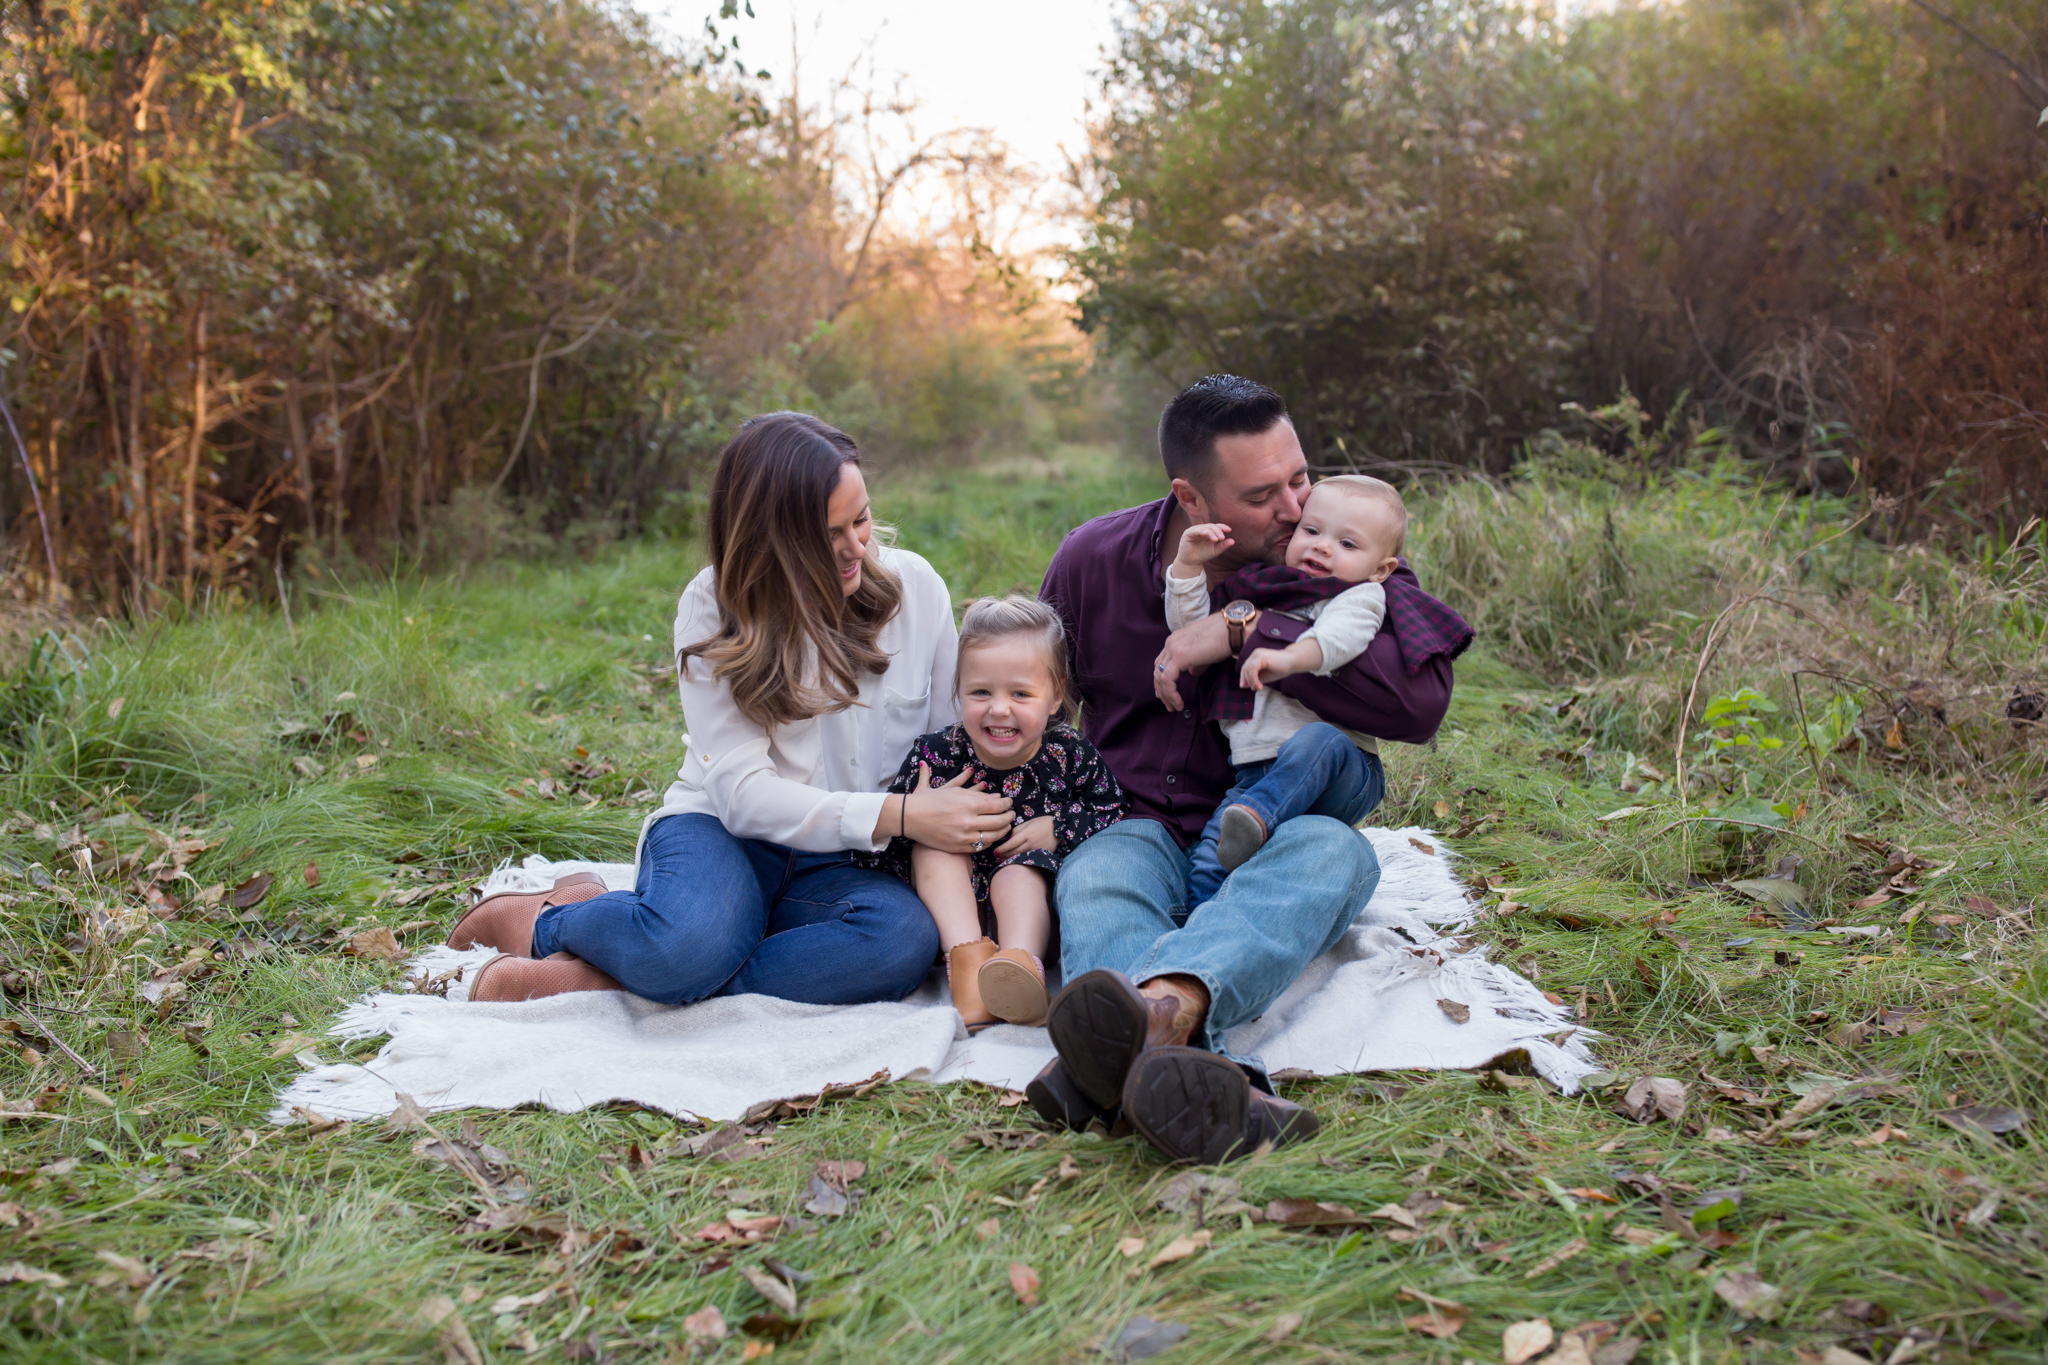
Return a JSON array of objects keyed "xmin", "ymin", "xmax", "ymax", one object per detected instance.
[
  {"xmin": 1935, "ymin": 1105, "xmax": 2029, "ymax": 1135},
  {"xmin": 1263, "ymin": 1199, "xmax": 1365, "ymax": 1227},
  {"xmin": 1819, "ymin": 1350, "xmax": 1873, "ymax": 1365},
  {"xmin": 802, "ymin": 1174, "xmax": 850, "ymax": 1218},
  {"xmin": 1617, "ymin": 1076, "xmax": 1687, "ymax": 1124},
  {"xmin": 230, "ymin": 872, "xmax": 273, "ymax": 910},
  {"xmin": 1437, "ymin": 998, "xmax": 1471, "ymax": 1024},
  {"xmin": 1265, "ymin": 1313, "xmax": 1303, "ymax": 1343},
  {"xmin": 1116, "ymin": 1236, "xmax": 1146, "ymax": 1258},
  {"xmin": 1008, "ymin": 1260, "xmax": 1040, "ymax": 1307},
  {"xmin": 1159, "ymin": 1171, "xmax": 1262, "ymax": 1221},
  {"xmin": 997, "ymin": 1090, "xmax": 1028, "ymax": 1107},
  {"xmin": 1524, "ymin": 1236, "xmax": 1589, "ymax": 1279},
  {"xmin": 387, "ymin": 1093, "xmax": 433, "ymax": 1130},
  {"xmin": 345, "ymin": 926, "xmax": 403, "ymax": 961},
  {"xmin": 267, "ymin": 1032, "xmax": 322, "ymax": 1059},
  {"xmin": 739, "ymin": 1263, "xmax": 797, "ymax": 1316},
  {"xmin": 1408, "ymin": 837, "xmax": 1436, "ymax": 855},
  {"xmin": 1597, "ymin": 1337, "xmax": 1645, "ymax": 1365},
  {"xmin": 1115, "ymin": 1316, "xmax": 1191, "ymax": 1360},
  {"xmin": 973, "ymin": 1218, "xmax": 1000, "ymax": 1240},
  {"xmin": 1503, "ymin": 1318, "xmax": 1554, "ymax": 1365},
  {"xmin": 1057, "ymin": 1153, "xmax": 1081, "ymax": 1180},
  {"xmin": 1147, "ymin": 1230, "xmax": 1212, "ymax": 1269},
  {"xmin": 741, "ymin": 1068, "xmax": 889, "ymax": 1123},
  {"xmin": 1755, "ymin": 1083, "xmax": 1837, "ymax": 1144},
  {"xmin": 420, "ymin": 1294, "xmax": 483, "ymax": 1365},
  {"xmin": 683, "ymin": 1305, "xmax": 727, "ymax": 1340},
  {"xmin": 1546, "ymin": 1332, "xmax": 1597, "ymax": 1365},
  {"xmin": 1713, "ymin": 1267, "xmax": 1783, "ymax": 1320},
  {"xmin": 1396, "ymin": 1286, "xmax": 1466, "ymax": 1339},
  {"xmin": 94, "ymin": 1251, "xmax": 152, "ymax": 1289},
  {"xmin": 303, "ymin": 862, "xmax": 319, "ymax": 887},
  {"xmin": 1610, "ymin": 1224, "xmax": 1664, "ymax": 1247},
  {"xmin": 1368, "ymin": 1203, "xmax": 1422, "ymax": 1230}
]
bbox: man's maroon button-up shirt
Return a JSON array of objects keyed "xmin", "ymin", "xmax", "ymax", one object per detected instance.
[{"xmin": 1039, "ymin": 496, "xmax": 1454, "ymax": 848}]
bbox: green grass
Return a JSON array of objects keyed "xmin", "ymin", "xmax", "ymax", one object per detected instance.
[{"xmin": 0, "ymin": 442, "xmax": 2043, "ymax": 1363}]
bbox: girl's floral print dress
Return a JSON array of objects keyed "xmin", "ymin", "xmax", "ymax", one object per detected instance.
[{"xmin": 862, "ymin": 722, "xmax": 1126, "ymax": 902}]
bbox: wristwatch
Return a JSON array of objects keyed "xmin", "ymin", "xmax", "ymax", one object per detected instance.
[{"xmin": 1223, "ymin": 599, "xmax": 1259, "ymax": 653}]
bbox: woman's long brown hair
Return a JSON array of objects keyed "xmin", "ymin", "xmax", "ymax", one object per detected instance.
[{"xmin": 680, "ymin": 412, "xmax": 904, "ymax": 729}]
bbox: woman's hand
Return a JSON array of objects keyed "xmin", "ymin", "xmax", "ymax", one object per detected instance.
[
  {"xmin": 1152, "ymin": 612, "xmax": 1233, "ymax": 711},
  {"xmin": 992, "ymin": 815, "xmax": 1056, "ymax": 859},
  {"xmin": 896, "ymin": 763, "xmax": 1016, "ymax": 854}
]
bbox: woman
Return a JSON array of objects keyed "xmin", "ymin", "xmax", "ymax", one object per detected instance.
[{"xmin": 449, "ymin": 412, "xmax": 1016, "ymax": 1003}]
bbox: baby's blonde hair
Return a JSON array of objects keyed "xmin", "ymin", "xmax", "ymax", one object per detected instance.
[
  {"xmin": 955, "ymin": 595, "xmax": 1074, "ymax": 722},
  {"xmin": 1309, "ymin": 474, "xmax": 1408, "ymax": 556}
]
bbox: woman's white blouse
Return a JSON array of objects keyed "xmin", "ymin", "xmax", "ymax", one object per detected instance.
[{"xmin": 649, "ymin": 546, "xmax": 959, "ymax": 852}]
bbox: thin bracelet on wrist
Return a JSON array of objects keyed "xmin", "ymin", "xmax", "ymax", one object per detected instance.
[{"xmin": 900, "ymin": 788, "xmax": 909, "ymax": 841}]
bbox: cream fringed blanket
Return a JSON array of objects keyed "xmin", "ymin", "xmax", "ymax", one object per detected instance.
[{"xmin": 271, "ymin": 827, "xmax": 1600, "ymax": 1124}]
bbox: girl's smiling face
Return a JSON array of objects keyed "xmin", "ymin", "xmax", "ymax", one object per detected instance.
[{"xmin": 957, "ymin": 636, "xmax": 1060, "ymax": 770}]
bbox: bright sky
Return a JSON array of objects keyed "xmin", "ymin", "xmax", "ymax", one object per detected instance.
[{"xmin": 644, "ymin": 1, "xmax": 1123, "ymax": 187}]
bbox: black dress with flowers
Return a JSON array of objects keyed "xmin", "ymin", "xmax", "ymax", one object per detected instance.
[{"xmin": 860, "ymin": 722, "xmax": 1126, "ymax": 903}]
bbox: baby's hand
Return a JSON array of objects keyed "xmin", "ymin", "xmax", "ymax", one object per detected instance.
[
  {"xmin": 1239, "ymin": 647, "xmax": 1299, "ymax": 693},
  {"xmin": 1171, "ymin": 523, "xmax": 1234, "ymax": 577}
]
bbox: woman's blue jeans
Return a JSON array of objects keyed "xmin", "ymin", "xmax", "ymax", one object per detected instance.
[
  {"xmin": 529, "ymin": 813, "xmax": 940, "ymax": 1006},
  {"xmin": 1186, "ymin": 723, "xmax": 1384, "ymax": 907}
]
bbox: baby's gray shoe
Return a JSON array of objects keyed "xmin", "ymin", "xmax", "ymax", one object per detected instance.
[{"xmin": 1216, "ymin": 805, "xmax": 1269, "ymax": 873}]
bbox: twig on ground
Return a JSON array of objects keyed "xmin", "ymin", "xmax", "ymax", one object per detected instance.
[{"xmin": 11, "ymin": 1006, "xmax": 102, "ymax": 1077}]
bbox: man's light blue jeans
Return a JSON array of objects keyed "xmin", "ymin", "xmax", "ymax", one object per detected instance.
[{"xmin": 1054, "ymin": 812, "xmax": 1380, "ymax": 1061}]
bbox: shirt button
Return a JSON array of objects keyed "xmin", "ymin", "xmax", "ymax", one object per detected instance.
[
  {"xmin": 1181, "ymin": 710, "xmax": 1191, "ymax": 719},
  {"xmin": 1166, "ymin": 775, "xmax": 1177, "ymax": 786}
]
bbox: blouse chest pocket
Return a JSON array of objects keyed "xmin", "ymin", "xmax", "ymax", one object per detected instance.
[{"xmin": 878, "ymin": 686, "xmax": 933, "ymax": 777}]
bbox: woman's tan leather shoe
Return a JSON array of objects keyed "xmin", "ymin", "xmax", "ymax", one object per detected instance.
[
  {"xmin": 448, "ymin": 872, "xmax": 608, "ymax": 955},
  {"xmin": 468, "ymin": 952, "xmax": 622, "ymax": 1002},
  {"xmin": 978, "ymin": 948, "xmax": 1049, "ymax": 1026},
  {"xmin": 946, "ymin": 938, "xmax": 1000, "ymax": 1031}
]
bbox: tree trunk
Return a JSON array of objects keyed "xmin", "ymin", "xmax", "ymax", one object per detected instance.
[{"xmin": 180, "ymin": 302, "xmax": 207, "ymax": 600}]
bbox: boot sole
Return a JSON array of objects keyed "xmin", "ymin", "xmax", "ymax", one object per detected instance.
[
  {"xmin": 978, "ymin": 958, "xmax": 1049, "ymax": 1026},
  {"xmin": 1215, "ymin": 806, "xmax": 1267, "ymax": 874},
  {"xmin": 1045, "ymin": 969, "xmax": 1152, "ymax": 1111},
  {"xmin": 1122, "ymin": 1046, "xmax": 1253, "ymax": 1165}
]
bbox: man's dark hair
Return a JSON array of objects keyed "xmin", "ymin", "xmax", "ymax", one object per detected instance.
[{"xmin": 1158, "ymin": 375, "xmax": 1291, "ymax": 488}]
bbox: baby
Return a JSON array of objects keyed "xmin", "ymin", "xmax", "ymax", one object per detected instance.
[
  {"xmin": 1165, "ymin": 475, "xmax": 1406, "ymax": 906},
  {"xmin": 862, "ymin": 596, "xmax": 1125, "ymax": 1029}
]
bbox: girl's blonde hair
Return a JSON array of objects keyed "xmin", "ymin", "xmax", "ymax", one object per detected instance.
[{"xmin": 955, "ymin": 595, "xmax": 1074, "ymax": 723}]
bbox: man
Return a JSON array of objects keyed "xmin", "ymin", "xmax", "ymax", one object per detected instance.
[{"xmin": 1033, "ymin": 375, "xmax": 1458, "ymax": 1163}]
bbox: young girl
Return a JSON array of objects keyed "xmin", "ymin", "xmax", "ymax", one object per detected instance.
[{"xmin": 864, "ymin": 596, "xmax": 1125, "ymax": 1029}]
